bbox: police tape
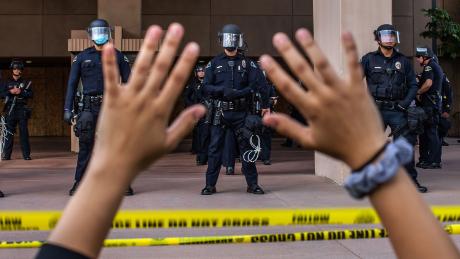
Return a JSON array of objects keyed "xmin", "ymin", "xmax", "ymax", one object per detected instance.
[
  {"xmin": 1, "ymin": 224, "xmax": 460, "ymax": 249},
  {"xmin": 1, "ymin": 206, "xmax": 460, "ymax": 231}
]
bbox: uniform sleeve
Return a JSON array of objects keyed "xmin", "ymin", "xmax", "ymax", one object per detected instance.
[
  {"xmin": 64, "ymin": 54, "xmax": 82, "ymax": 111},
  {"xmin": 19, "ymin": 80, "xmax": 33, "ymax": 99},
  {"xmin": 0, "ymin": 81, "xmax": 6, "ymax": 98},
  {"xmin": 360, "ymin": 54, "xmax": 369, "ymax": 78},
  {"xmin": 118, "ymin": 53, "xmax": 131, "ymax": 83},
  {"xmin": 183, "ymin": 83, "xmax": 193, "ymax": 107},
  {"xmin": 255, "ymin": 68, "xmax": 270, "ymax": 109},
  {"xmin": 399, "ymin": 58, "xmax": 418, "ymax": 108},
  {"xmin": 203, "ymin": 61, "xmax": 224, "ymax": 97}
]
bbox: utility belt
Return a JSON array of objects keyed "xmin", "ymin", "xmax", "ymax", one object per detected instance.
[
  {"xmin": 212, "ymin": 98, "xmax": 249, "ymax": 112},
  {"xmin": 83, "ymin": 95, "xmax": 103, "ymax": 108},
  {"xmin": 374, "ymin": 99, "xmax": 400, "ymax": 110}
]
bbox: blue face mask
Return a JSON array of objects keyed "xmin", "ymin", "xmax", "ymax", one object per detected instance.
[{"xmin": 94, "ymin": 34, "xmax": 109, "ymax": 45}]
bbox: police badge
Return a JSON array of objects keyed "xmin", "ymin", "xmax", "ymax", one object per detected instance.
[
  {"xmin": 395, "ymin": 61, "xmax": 401, "ymax": 70},
  {"xmin": 242, "ymin": 59, "xmax": 246, "ymax": 68}
]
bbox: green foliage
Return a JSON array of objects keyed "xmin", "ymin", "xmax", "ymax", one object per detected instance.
[{"xmin": 421, "ymin": 8, "xmax": 460, "ymax": 59}]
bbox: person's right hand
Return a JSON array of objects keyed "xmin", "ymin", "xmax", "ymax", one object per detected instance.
[
  {"xmin": 441, "ymin": 112, "xmax": 450, "ymax": 119},
  {"xmin": 260, "ymin": 29, "xmax": 387, "ymax": 170},
  {"xmin": 90, "ymin": 23, "xmax": 206, "ymax": 180},
  {"xmin": 63, "ymin": 111, "xmax": 73, "ymax": 125}
]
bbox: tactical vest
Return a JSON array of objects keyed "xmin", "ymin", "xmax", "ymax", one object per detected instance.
[{"xmin": 367, "ymin": 55, "xmax": 407, "ymax": 100}]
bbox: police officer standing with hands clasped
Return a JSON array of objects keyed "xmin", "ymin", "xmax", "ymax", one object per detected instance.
[
  {"xmin": 415, "ymin": 47, "xmax": 443, "ymax": 169},
  {"xmin": 361, "ymin": 24, "xmax": 427, "ymax": 193},
  {"xmin": 1, "ymin": 60, "xmax": 33, "ymax": 161},
  {"xmin": 201, "ymin": 24, "xmax": 268, "ymax": 195},
  {"xmin": 64, "ymin": 19, "xmax": 131, "ymax": 196}
]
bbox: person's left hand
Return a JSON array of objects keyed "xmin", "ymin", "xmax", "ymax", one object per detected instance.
[
  {"xmin": 441, "ymin": 112, "xmax": 450, "ymax": 119},
  {"xmin": 90, "ymin": 23, "xmax": 206, "ymax": 180}
]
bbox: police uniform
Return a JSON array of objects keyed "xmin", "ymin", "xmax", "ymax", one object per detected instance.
[
  {"xmin": 361, "ymin": 48, "xmax": 424, "ymax": 188},
  {"xmin": 417, "ymin": 59, "xmax": 443, "ymax": 168},
  {"xmin": 202, "ymin": 52, "xmax": 265, "ymax": 194},
  {"xmin": 1, "ymin": 76, "xmax": 32, "ymax": 160},
  {"xmin": 259, "ymin": 79, "xmax": 276, "ymax": 164},
  {"xmin": 64, "ymin": 46, "xmax": 130, "ymax": 187},
  {"xmin": 438, "ymin": 74, "xmax": 452, "ymax": 146},
  {"xmin": 184, "ymin": 75, "xmax": 211, "ymax": 165}
]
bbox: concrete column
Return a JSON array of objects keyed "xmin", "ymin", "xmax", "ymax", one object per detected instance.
[
  {"xmin": 98, "ymin": 0, "xmax": 141, "ymax": 37},
  {"xmin": 313, "ymin": 0, "xmax": 392, "ymax": 184}
]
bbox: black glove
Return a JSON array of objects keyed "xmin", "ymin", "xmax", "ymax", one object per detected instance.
[{"xmin": 63, "ymin": 111, "xmax": 73, "ymax": 125}]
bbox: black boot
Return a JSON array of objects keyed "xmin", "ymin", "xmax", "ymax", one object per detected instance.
[
  {"xmin": 125, "ymin": 186, "xmax": 134, "ymax": 196},
  {"xmin": 226, "ymin": 167, "xmax": 235, "ymax": 175},
  {"xmin": 69, "ymin": 181, "xmax": 80, "ymax": 196},
  {"xmin": 201, "ymin": 186, "xmax": 216, "ymax": 195},
  {"xmin": 247, "ymin": 184, "xmax": 265, "ymax": 194},
  {"xmin": 414, "ymin": 180, "xmax": 428, "ymax": 193},
  {"xmin": 0, "ymin": 190, "xmax": 4, "ymax": 198}
]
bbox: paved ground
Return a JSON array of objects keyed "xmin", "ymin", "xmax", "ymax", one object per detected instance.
[{"xmin": 0, "ymin": 137, "xmax": 459, "ymax": 258}]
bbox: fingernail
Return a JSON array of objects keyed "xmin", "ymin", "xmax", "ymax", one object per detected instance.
[
  {"xmin": 296, "ymin": 28, "xmax": 312, "ymax": 42},
  {"xmin": 169, "ymin": 23, "xmax": 183, "ymax": 36},
  {"xmin": 273, "ymin": 33, "xmax": 288, "ymax": 47},
  {"xmin": 259, "ymin": 55, "xmax": 272, "ymax": 68},
  {"xmin": 187, "ymin": 42, "xmax": 200, "ymax": 55}
]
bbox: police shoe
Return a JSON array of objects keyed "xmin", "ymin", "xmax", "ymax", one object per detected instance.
[
  {"xmin": 263, "ymin": 160, "xmax": 271, "ymax": 165},
  {"xmin": 420, "ymin": 162, "xmax": 442, "ymax": 169},
  {"xmin": 1, "ymin": 156, "xmax": 10, "ymax": 160},
  {"xmin": 415, "ymin": 181, "xmax": 428, "ymax": 193},
  {"xmin": 201, "ymin": 186, "xmax": 216, "ymax": 195},
  {"xmin": 69, "ymin": 181, "xmax": 80, "ymax": 196},
  {"xmin": 24, "ymin": 156, "xmax": 32, "ymax": 160},
  {"xmin": 442, "ymin": 140, "xmax": 449, "ymax": 146},
  {"xmin": 0, "ymin": 190, "xmax": 4, "ymax": 198},
  {"xmin": 125, "ymin": 186, "xmax": 134, "ymax": 196},
  {"xmin": 196, "ymin": 160, "xmax": 207, "ymax": 166},
  {"xmin": 416, "ymin": 161, "xmax": 429, "ymax": 168},
  {"xmin": 247, "ymin": 185, "xmax": 265, "ymax": 194},
  {"xmin": 226, "ymin": 167, "xmax": 235, "ymax": 175}
]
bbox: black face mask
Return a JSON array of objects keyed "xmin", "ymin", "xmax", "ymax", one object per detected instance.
[{"xmin": 225, "ymin": 47, "xmax": 237, "ymax": 52}]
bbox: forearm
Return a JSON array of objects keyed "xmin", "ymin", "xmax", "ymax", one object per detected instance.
[
  {"xmin": 417, "ymin": 81, "xmax": 432, "ymax": 95},
  {"xmin": 369, "ymin": 169, "xmax": 459, "ymax": 259},
  {"xmin": 48, "ymin": 161, "xmax": 134, "ymax": 258}
]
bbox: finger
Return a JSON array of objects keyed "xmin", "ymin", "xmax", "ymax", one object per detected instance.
[
  {"xmin": 272, "ymin": 32, "xmax": 322, "ymax": 91},
  {"xmin": 295, "ymin": 28, "xmax": 341, "ymax": 87},
  {"xmin": 129, "ymin": 25, "xmax": 162, "ymax": 92},
  {"xmin": 143, "ymin": 23, "xmax": 184, "ymax": 97},
  {"xmin": 102, "ymin": 43, "xmax": 120, "ymax": 99},
  {"xmin": 263, "ymin": 113, "xmax": 315, "ymax": 149},
  {"xmin": 342, "ymin": 32, "xmax": 364, "ymax": 85},
  {"xmin": 156, "ymin": 42, "xmax": 200, "ymax": 117},
  {"xmin": 164, "ymin": 105, "xmax": 206, "ymax": 151},
  {"xmin": 259, "ymin": 55, "xmax": 315, "ymax": 114}
]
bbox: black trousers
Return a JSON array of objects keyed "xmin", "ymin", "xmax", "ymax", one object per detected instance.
[
  {"xmin": 195, "ymin": 119, "xmax": 210, "ymax": 163},
  {"xmin": 205, "ymin": 111, "xmax": 258, "ymax": 187},
  {"xmin": 2, "ymin": 106, "xmax": 31, "ymax": 159},
  {"xmin": 74, "ymin": 104, "xmax": 100, "ymax": 181}
]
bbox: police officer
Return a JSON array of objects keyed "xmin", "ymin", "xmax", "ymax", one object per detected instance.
[
  {"xmin": 361, "ymin": 24, "xmax": 427, "ymax": 193},
  {"xmin": 1, "ymin": 60, "xmax": 33, "ymax": 160},
  {"xmin": 201, "ymin": 24, "xmax": 267, "ymax": 195},
  {"xmin": 415, "ymin": 47, "xmax": 443, "ymax": 169},
  {"xmin": 184, "ymin": 63, "xmax": 211, "ymax": 165},
  {"xmin": 259, "ymin": 72, "xmax": 277, "ymax": 165},
  {"xmin": 439, "ymin": 73, "xmax": 452, "ymax": 146},
  {"xmin": 64, "ymin": 19, "xmax": 131, "ymax": 196}
]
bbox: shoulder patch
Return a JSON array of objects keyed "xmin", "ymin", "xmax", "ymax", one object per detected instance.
[
  {"xmin": 424, "ymin": 66, "xmax": 432, "ymax": 72},
  {"xmin": 72, "ymin": 56, "xmax": 78, "ymax": 63},
  {"xmin": 206, "ymin": 61, "xmax": 211, "ymax": 68},
  {"xmin": 250, "ymin": 61, "xmax": 257, "ymax": 69}
]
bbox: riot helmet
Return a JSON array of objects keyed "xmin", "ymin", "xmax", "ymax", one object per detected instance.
[
  {"xmin": 10, "ymin": 59, "xmax": 24, "ymax": 71},
  {"xmin": 195, "ymin": 61, "xmax": 206, "ymax": 80},
  {"xmin": 87, "ymin": 19, "xmax": 111, "ymax": 46},
  {"xmin": 374, "ymin": 24, "xmax": 400, "ymax": 50},
  {"xmin": 218, "ymin": 24, "xmax": 244, "ymax": 52},
  {"xmin": 415, "ymin": 47, "xmax": 434, "ymax": 59}
]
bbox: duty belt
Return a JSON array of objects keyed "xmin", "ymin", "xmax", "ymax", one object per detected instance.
[
  {"xmin": 213, "ymin": 98, "xmax": 248, "ymax": 111},
  {"xmin": 84, "ymin": 95, "xmax": 103, "ymax": 103},
  {"xmin": 374, "ymin": 99, "xmax": 398, "ymax": 110}
]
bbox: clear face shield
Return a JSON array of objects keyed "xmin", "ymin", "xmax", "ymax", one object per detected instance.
[
  {"xmin": 88, "ymin": 27, "xmax": 111, "ymax": 45},
  {"xmin": 377, "ymin": 30, "xmax": 400, "ymax": 44},
  {"xmin": 221, "ymin": 33, "xmax": 244, "ymax": 49}
]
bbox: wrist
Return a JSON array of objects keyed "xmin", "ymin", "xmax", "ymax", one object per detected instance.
[
  {"xmin": 86, "ymin": 154, "xmax": 137, "ymax": 185},
  {"xmin": 344, "ymin": 135, "xmax": 388, "ymax": 170}
]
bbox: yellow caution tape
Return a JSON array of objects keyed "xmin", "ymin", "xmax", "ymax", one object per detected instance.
[
  {"xmin": 0, "ymin": 206, "xmax": 459, "ymax": 231},
  {"xmin": 1, "ymin": 224, "xmax": 459, "ymax": 249}
]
